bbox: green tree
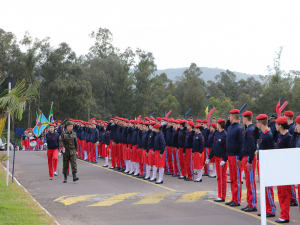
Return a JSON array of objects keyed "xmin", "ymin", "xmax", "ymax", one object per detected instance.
[{"xmin": 158, "ymin": 94, "xmax": 181, "ymax": 117}]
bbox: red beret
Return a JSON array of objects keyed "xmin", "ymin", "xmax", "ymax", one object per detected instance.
[
  {"xmin": 256, "ymin": 114, "xmax": 268, "ymax": 120},
  {"xmin": 229, "ymin": 109, "xmax": 240, "ymax": 114},
  {"xmin": 242, "ymin": 111, "xmax": 253, "ymax": 117},
  {"xmin": 295, "ymin": 116, "xmax": 300, "ymax": 124},
  {"xmin": 176, "ymin": 119, "xmax": 181, "ymax": 123},
  {"xmin": 150, "ymin": 117, "xmax": 155, "ymax": 121},
  {"xmin": 162, "ymin": 117, "xmax": 167, "ymax": 121},
  {"xmin": 92, "ymin": 122, "xmax": 97, "ymax": 125},
  {"xmin": 168, "ymin": 118, "xmax": 174, "ymax": 123},
  {"xmin": 154, "ymin": 123, "xmax": 161, "ymax": 129},
  {"xmin": 276, "ymin": 116, "xmax": 288, "ymax": 125},
  {"xmin": 58, "ymin": 120, "xmax": 62, "ymax": 123},
  {"xmin": 187, "ymin": 119, "xmax": 192, "ymax": 122},
  {"xmin": 211, "ymin": 123, "xmax": 217, "ymax": 128},
  {"xmin": 111, "ymin": 118, "xmax": 115, "ymax": 120},
  {"xmin": 188, "ymin": 121, "xmax": 195, "ymax": 127},
  {"xmin": 91, "ymin": 118, "xmax": 95, "ymax": 120},
  {"xmin": 173, "ymin": 120, "xmax": 179, "ymax": 124},
  {"xmin": 124, "ymin": 119, "xmax": 129, "ymax": 123},
  {"xmin": 284, "ymin": 111, "xmax": 294, "ymax": 117},
  {"xmin": 196, "ymin": 119, "xmax": 202, "ymax": 123},
  {"xmin": 129, "ymin": 120, "xmax": 134, "ymax": 123},
  {"xmin": 96, "ymin": 120, "xmax": 101, "ymax": 123},
  {"xmin": 194, "ymin": 124, "xmax": 202, "ymax": 128},
  {"xmin": 143, "ymin": 122, "xmax": 149, "ymax": 125},
  {"xmin": 217, "ymin": 118, "xmax": 226, "ymax": 123},
  {"xmin": 137, "ymin": 120, "xmax": 143, "ymax": 124},
  {"xmin": 181, "ymin": 120, "xmax": 187, "ymax": 123},
  {"xmin": 144, "ymin": 117, "xmax": 149, "ymax": 121},
  {"xmin": 156, "ymin": 117, "xmax": 162, "ymax": 121},
  {"xmin": 150, "ymin": 122, "xmax": 156, "ymax": 125},
  {"xmin": 49, "ymin": 123, "xmax": 55, "ymax": 126},
  {"xmin": 202, "ymin": 120, "xmax": 208, "ymax": 123},
  {"xmin": 115, "ymin": 116, "xmax": 119, "ymax": 119},
  {"xmin": 69, "ymin": 118, "xmax": 73, "ymax": 121}
]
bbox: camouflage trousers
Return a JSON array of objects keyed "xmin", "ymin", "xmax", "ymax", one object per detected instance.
[{"xmin": 62, "ymin": 150, "xmax": 77, "ymax": 174}]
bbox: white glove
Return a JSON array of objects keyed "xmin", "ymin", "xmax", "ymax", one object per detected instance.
[
  {"xmin": 96, "ymin": 141, "xmax": 99, "ymax": 145},
  {"xmin": 220, "ymin": 161, "xmax": 225, "ymax": 166},
  {"xmin": 105, "ymin": 145, "xmax": 107, "ymax": 148},
  {"xmin": 205, "ymin": 159, "xmax": 210, "ymax": 164},
  {"xmin": 44, "ymin": 143, "xmax": 47, "ymax": 146}
]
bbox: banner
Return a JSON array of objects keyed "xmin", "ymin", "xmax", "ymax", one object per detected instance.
[{"xmin": 33, "ymin": 111, "xmax": 49, "ymax": 137}]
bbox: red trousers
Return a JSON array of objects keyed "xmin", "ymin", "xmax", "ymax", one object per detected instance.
[
  {"xmin": 148, "ymin": 149, "xmax": 155, "ymax": 166},
  {"xmin": 155, "ymin": 150, "xmax": 165, "ymax": 168},
  {"xmin": 172, "ymin": 148, "xmax": 180, "ymax": 175},
  {"xmin": 215, "ymin": 157, "xmax": 227, "ymax": 200},
  {"xmin": 47, "ymin": 149, "xmax": 58, "ymax": 178},
  {"xmin": 277, "ymin": 185, "xmax": 290, "ymax": 220},
  {"xmin": 228, "ymin": 156, "xmax": 242, "ymax": 204},
  {"xmin": 127, "ymin": 144, "xmax": 132, "ymax": 160},
  {"xmin": 77, "ymin": 138, "xmax": 80, "ymax": 155},
  {"xmin": 119, "ymin": 144, "xmax": 125, "ymax": 169},
  {"xmin": 90, "ymin": 143, "xmax": 96, "ymax": 162},
  {"xmin": 242, "ymin": 155, "xmax": 257, "ymax": 208},
  {"xmin": 98, "ymin": 143, "xmax": 102, "ymax": 157},
  {"xmin": 138, "ymin": 148, "xmax": 144, "ymax": 175},
  {"xmin": 111, "ymin": 143, "xmax": 117, "ymax": 167},
  {"xmin": 87, "ymin": 142, "xmax": 92, "ymax": 161},
  {"xmin": 287, "ymin": 185, "xmax": 298, "ymax": 204},
  {"xmin": 184, "ymin": 148, "xmax": 193, "ymax": 180},
  {"xmin": 166, "ymin": 146, "xmax": 173, "ymax": 173},
  {"xmin": 123, "ymin": 144, "xmax": 128, "ymax": 160},
  {"xmin": 178, "ymin": 148, "xmax": 186, "ymax": 176},
  {"xmin": 131, "ymin": 145, "xmax": 139, "ymax": 162},
  {"xmin": 80, "ymin": 140, "xmax": 86, "ymax": 159},
  {"xmin": 257, "ymin": 160, "xmax": 277, "ymax": 215}
]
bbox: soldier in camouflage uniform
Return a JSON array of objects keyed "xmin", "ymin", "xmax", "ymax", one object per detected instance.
[{"xmin": 60, "ymin": 121, "xmax": 79, "ymax": 183}]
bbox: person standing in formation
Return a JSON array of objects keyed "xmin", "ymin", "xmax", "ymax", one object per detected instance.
[
  {"xmin": 193, "ymin": 124, "xmax": 204, "ymax": 182},
  {"xmin": 45, "ymin": 123, "xmax": 59, "ymax": 180}
]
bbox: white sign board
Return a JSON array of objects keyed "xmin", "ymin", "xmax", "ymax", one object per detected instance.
[{"xmin": 259, "ymin": 148, "xmax": 300, "ymax": 225}]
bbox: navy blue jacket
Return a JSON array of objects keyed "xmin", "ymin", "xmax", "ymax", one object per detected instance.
[
  {"xmin": 178, "ymin": 128, "xmax": 186, "ymax": 148},
  {"xmin": 288, "ymin": 122, "xmax": 295, "ymax": 136},
  {"xmin": 201, "ymin": 128, "xmax": 209, "ymax": 147},
  {"xmin": 183, "ymin": 130, "xmax": 195, "ymax": 153},
  {"xmin": 131, "ymin": 128, "xmax": 138, "ymax": 146},
  {"xmin": 277, "ymin": 132, "xmax": 292, "ymax": 149},
  {"xmin": 57, "ymin": 125, "xmax": 63, "ymax": 136},
  {"xmin": 207, "ymin": 130, "xmax": 216, "ymax": 148},
  {"xmin": 137, "ymin": 130, "xmax": 143, "ymax": 148},
  {"xmin": 241, "ymin": 124, "xmax": 256, "ymax": 163},
  {"xmin": 209, "ymin": 130, "xmax": 227, "ymax": 160},
  {"xmin": 127, "ymin": 127, "xmax": 132, "ymax": 146},
  {"xmin": 172, "ymin": 129, "xmax": 179, "ymax": 148},
  {"xmin": 107, "ymin": 123, "xmax": 116, "ymax": 142},
  {"xmin": 147, "ymin": 131, "xmax": 156, "ymax": 152},
  {"xmin": 225, "ymin": 120, "xmax": 231, "ymax": 132},
  {"xmin": 226, "ymin": 122, "xmax": 243, "ymax": 159},
  {"xmin": 46, "ymin": 131, "xmax": 60, "ymax": 149},
  {"xmin": 100, "ymin": 130, "xmax": 110, "ymax": 145},
  {"xmin": 257, "ymin": 130, "xmax": 274, "ymax": 160},
  {"xmin": 291, "ymin": 132, "xmax": 300, "ymax": 147},
  {"xmin": 122, "ymin": 126, "xmax": 128, "ymax": 144},
  {"xmin": 142, "ymin": 130, "xmax": 150, "ymax": 149},
  {"xmin": 90, "ymin": 128, "xmax": 99, "ymax": 143},
  {"xmin": 79, "ymin": 127, "xmax": 86, "ymax": 140},
  {"xmin": 163, "ymin": 125, "xmax": 174, "ymax": 146},
  {"xmin": 154, "ymin": 131, "xmax": 166, "ymax": 154},
  {"xmin": 85, "ymin": 127, "xmax": 91, "ymax": 142},
  {"xmin": 192, "ymin": 132, "xmax": 204, "ymax": 153}
]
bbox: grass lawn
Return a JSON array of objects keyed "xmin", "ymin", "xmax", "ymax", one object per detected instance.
[{"xmin": 0, "ymin": 164, "xmax": 57, "ymax": 225}]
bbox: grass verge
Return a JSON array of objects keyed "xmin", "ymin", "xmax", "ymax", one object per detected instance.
[{"xmin": 0, "ymin": 164, "xmax": 57, "ymax": 225}]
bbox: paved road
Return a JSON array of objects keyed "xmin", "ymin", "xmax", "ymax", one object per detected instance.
[{"xmin": 8, "ymin": 151, "xmax": 300, "ymax": 225}]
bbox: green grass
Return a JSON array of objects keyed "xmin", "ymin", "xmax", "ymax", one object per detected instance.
[{"xmin": 0, "ymin": 165, "xmax": 57, "ymax": 225}]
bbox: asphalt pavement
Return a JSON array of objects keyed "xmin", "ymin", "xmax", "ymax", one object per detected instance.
[{"xmin": 7, "ymin": 151, "xmax": 300, "ymax": 225}]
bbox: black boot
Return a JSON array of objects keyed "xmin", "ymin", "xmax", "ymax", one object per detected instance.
[
  {"xmin": 63, "ymin": 174, "xmax": 67, "ymax": 183},
  {"xmin": 72, "ymin": 173, "xmax": 79, "ymax": 182}
]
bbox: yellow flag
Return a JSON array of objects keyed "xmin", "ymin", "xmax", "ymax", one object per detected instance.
[{"xmin": 205, "ymin": 105, "xmax": 209, "ymax": 119}]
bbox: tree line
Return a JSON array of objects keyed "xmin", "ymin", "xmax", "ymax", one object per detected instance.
[{"xmin": 1, "ymin": 28, "xmax": 300, "ymax": 129}]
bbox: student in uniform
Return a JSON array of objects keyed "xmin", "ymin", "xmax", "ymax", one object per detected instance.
[
  {"xmin": 130, "ymin": 121, "xmax": 139, "ymax": 176},
  {"xmin": 207, "ymin": 123, "xmax": 217, "ymax": 178},
  {"xmin": 177, "ymin": 120, "xmax": 187, "ymax": 179},
  {"xmin": 137, "ymin": 120, "xmax": 144, "ymax": 177},
  {"xmin": 125, "ymin": 120, "xmax": 134, "ymax": 174},
  {"xmin": 193, "ymin": 124, "xmax": 205, "ymax": 182},
  {"xmin": 256, "ymin": 114, "xmax": 277, "ymax": 218},
  {"xmin": 90, "ymin": 122, "xmax": 100, "ymax": 163},
  {"xmin": 152, "ymin": 123, "xmax": 166, "ymax": 184},
  {"xmin": 225, "ymin": 109, "xmax": 243, "ymax": 207},
  {"xmin": 240, "ymin": 111, "xmax": 258, "ymax": 212},
  {"xmin": 162, "ymin": 119, "xmax": 174, "ymax": 175},
  {"xmin": 275, "ymin": 116, "xmax": 292, "ymax": 223},
  {"xmin": 141, "ymin": 122, "xmax": 151, "ymax": 179},
  {"xmin": 171, "ymin": 120, "xmax": 180, "ymax": 177},
  {"xmin": 183, "ymin": 121, "xmax": 195, "ymax": 181},
  {"xmin": 146, "ymin": 122, "xmax": 156, "ymax": 180},
  {"xmin": 101, "ymin": 123, "xmax": 110, "ymax": 167},
  {"xmin": 207, "ymin": 119, "xmax": 227, "ymax": 202},
  {"xmin": 201, "ymin": 120, "xmax": 210, "ymax": 176}
]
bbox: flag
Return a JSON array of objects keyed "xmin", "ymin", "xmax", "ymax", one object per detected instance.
[
  {"xmin": 276, "ymin": 97, "xmax": 281, "ymax": 117},
  {"xmin": 135, "ymin": 116, "xmax": 136, "ymax": 120},
  {"xmin": 33, "ymin": 111, "xmax": 49, "ymax": 137},
  {"xmin": 205, "ymin": 104, "xmax": 209, "ymax": 119},
  {"xmin": 36, "ymin": 111, "xmax": 39, "ymax": 123},
  {"xmin": 48, "ymin": 102, "xmax": 54, "ymax": 124}
]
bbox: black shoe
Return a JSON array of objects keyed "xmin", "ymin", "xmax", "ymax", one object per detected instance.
[
  {"xmin": 241, "ymin": 206, "xmax": 250, "ymax": 211},
  {"xmin": 178, "ymin": 176, "xmax": 186, "ymax": 179},
  {"xmin": 214, "ymin": 199, "xmax": 225, "ymax": 202},
  {"xmin": 194, "ymin": 179, "xmax": 202, "ymax": 182},
  {"xmin": 184, "ymin": 178, "xmax": 193, "ymax": 181},
  {"xmin": 109, "ymin": 167, "xmax": 115, "ymax": 169},
  {"xmin": 133, "ymin": 173, "xmax": 139, "ymax": 177},
  {"xmin": 102, "ymin": 165, "xmax": 108, "ymax": 167},
  {"xmin": 72, "ymin": 173, "xmax": 79, "ymax": 182},
  {"xmin": 54, "ymin": 172, "xmax": 57, "ymax": 176},
  {"xmin": 119, "ymin": 169, "xmax": 125, "ymax": 172},
  {"xmin": 63, "ymin": 174, "xmax": 67, "ymax": 183},
  {"xmin": 166, "ymin": 172, "xmax": 173, "ymax": 175},
  {"xmin": 149, "ymin": 178, "xmax": 156, "ymax": 182},
  {"xmin": 209, "ymin": 175, "xmax": 216, "ymax": 178},
  {"xmin": 137, "ymin": 175, "xmax": 144, "ymax": 178},
  {"xmin": 275, "ymin": 219, "xmax": 289, "ymax": 223},
  {"xmin": 172, "ymin": 174, "xmax": 179, "ymax": 177},
  {"xmin": 225, "ymin": 201, "xmax": 234, "ymax": 205},
  {"xmin": 49, "ymin": 178, "xmax": 53, "ymax": 180},
  {"xmin": 202, "ymin": 173, "xmax": 209, "ymax": 176},
  {"xmin": 155, "ymin": 180, "xmax": 163, "ymax": 184},
  {"xmin": 128, "ymin": 172, "xmax": 134, "ymax": 175},
  {"xmin": 257, "ymin": 213, "xmax": 276, "ymax": 217},
  {"xmin": 123, "ymin": 171, "xmax": 129, "ymax": 174},
  {"xmin": 227, "ymin": 180, "xmax": 231, "ymax": 183},
  {"xmin": 114, "ymin": 167, "xmax": 120, "ymax": 171},
  {"xmin": 144, "ymin": 177, "xmax": 150, "ymax": 180},
  {"xmin": 164, "ymin": 171, "xmax": 167, "ymax": 174},
  {"xmin": 194, "ymin": 172, "xmax": 198, "ymax": 175},
  {"xmin": 244, "ymin": 207, "xmax": 257, "ymax": 212},
  {"xmin": 290, "ymin": 201, "xmax": 298, "ymax": 206},
  {"xmin": 230, "ymin": 202, "xmax": 240, "ymax": 207}
]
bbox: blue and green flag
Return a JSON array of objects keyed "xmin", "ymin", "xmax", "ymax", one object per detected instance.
[
  {"xmin": 33, "ymin": 111, "xmax": 49, "ymax": 137},
  {"xmin": 48, "ymin": 102, "xmax": 53, "ymax": 124}
]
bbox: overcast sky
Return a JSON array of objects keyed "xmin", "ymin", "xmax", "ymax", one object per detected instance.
[{"xmin": 1, "ymin": 0, "xmax": 300, "ymax": 75}]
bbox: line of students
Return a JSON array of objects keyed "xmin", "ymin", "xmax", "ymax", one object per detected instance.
[{"xmin": 70, "ymin": 109, "xmax": 298, "ymax": 224}]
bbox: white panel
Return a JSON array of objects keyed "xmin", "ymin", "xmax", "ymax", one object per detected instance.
[{"xmin": 259, "ymin": 148, "xmax": 300, "ymax": 187}]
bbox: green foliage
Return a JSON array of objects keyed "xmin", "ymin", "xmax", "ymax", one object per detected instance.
[{"xmin": 158, "ymin": 94, "xmax": 181, "ymax": 117}]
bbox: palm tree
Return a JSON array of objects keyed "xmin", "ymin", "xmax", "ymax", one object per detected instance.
[{"xmin": 0, "ymin": 79, "xmax": 39, "ymax": 137}]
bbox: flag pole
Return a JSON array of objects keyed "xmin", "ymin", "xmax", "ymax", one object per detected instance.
[{"xmin": 6, "ymin": 82, "xmax": 11, "ymax": 187}]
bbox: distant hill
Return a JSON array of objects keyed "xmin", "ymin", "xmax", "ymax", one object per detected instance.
[{"xmin": 153, "ymin": 67, "xmax": 262, "ymax": 83}]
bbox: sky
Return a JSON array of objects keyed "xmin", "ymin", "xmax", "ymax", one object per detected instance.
[{"xmin": 1, "ymin": 0, "xmax": 300, "ymax": 75}]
